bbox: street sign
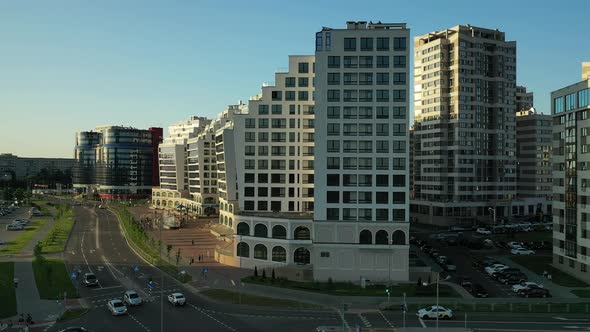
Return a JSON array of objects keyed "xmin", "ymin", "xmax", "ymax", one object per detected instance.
[
  {"xmin": 70, "ymin": 272, "xmax": 77, "ymax": 280},
  {"xmin": 134, "ymin": 266, "xmax": 139, "ymax": 273}
]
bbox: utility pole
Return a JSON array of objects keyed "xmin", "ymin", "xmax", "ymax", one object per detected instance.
[
  {"xmin": 436, "ymin": 273, "xmax": 439, "ymax": 332},
  {"xmin": 159, "ymin": 213, "xmax": 164, "ymax": 332}
]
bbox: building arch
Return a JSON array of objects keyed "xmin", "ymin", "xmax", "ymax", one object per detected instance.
[
  {"xmin": 293, "ymin": 226, "xmax": 311, "ymax": 240},
  {"xmin": 392, "ymin": 230, "xmax": 406, "ymax": 245},
  {"xmin": 254, "ymin": 244, "xmax": 268, "ymax": 260},
  {"xmin": 272, "ymin": 246, "xmax": 286, "ymax": 262},
  {"xmin": 293, "ymin": 247, "xmax": 310, "ymax": 265},
  {"xmin": 236, "ymin": 222, "xmax": 249, "ymax": 235},
  {"xmin": 359, "ymin": 229, "xmax": 372, "ymax": 244},
  {"xmin": 375, "ymin": 230, "xmax": 389, "ymax": 244},
  {"xmin": 254, "ymin": 223, "xmax": 268, "ymax": 237},
  {"xmin": 272, "ymin": 225, "xmax": 287, "ymax": 239},
  {"xmin": 237, "ymin": 242, "xmax": 249, "ymax": 258}
]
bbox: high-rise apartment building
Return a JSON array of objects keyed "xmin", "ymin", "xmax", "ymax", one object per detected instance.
[
  {"xmin": 73, "ymin": 126, "xmax": 162, "ymax": 199},
  {"xmin": 313, "ymin": 21, "xmax": 411, "ymax": 281},
  {"xmin": 516, "ymin": 85, "xmax": 534, "ymax": 112},
  {"xmin": 516, "ymin": 108, "xmax": 552, "ymax": 212},
  {"xmin": 0, "ymin": 153, "xmax": 74, "ymax": 182},
  {"xmin": 551, "ymin": 62, "xmax": 590, "ymax": 283},
  {"xmin": 216, "ymin": 56, "xmax": 316, "ymax": 268},
  {"xmin": 411, "ymin": 25, "xmax": 518, "ymax": 225}
]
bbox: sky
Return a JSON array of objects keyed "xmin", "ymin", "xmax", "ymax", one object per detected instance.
[{"xmin": 1, "ymin": 0, "xmax": 589, "ymax": 158}]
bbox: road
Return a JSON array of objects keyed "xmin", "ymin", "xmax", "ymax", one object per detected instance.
[{"xmin": 40, "ymin": 205, "xmax": 590, "ymax": 332}]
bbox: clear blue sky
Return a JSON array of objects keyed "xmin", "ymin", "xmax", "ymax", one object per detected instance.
[{"xmin": 1, "ymin": 0, "xmax": 588, "ymax": 158}]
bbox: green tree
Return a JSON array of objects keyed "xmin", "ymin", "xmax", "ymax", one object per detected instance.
[
  {"xmin": 14, "ymin": 188, "xmax": 25, "ymax": 202},
  {"xmin": 2, "ymin": 187, "xmax": 15, "ymax": 201},
  {"xmin": 34, "ymin": 241, "xmax": 44, "ymax": 259}
]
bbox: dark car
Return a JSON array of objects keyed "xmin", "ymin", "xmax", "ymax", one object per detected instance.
[
  {"xmin": 519, "ymin": 288, "xmax": 550, "ymax": 298},
  {"xmin": 471, "ymin": 284, "xmax": 489, "ymax": 298},
  {"xmin": 492, "ymin": 268, "xmax": 521, "ymax": 279},
  {"xmin": 83, "ymin": 273, "xmax": 98, "ymax": 287},
  {"xmin": 460, "ymin": 277, "xmax": 473, "ymax": 288},
  {"xmin": 499, "ymin": 274, "xmax": 527, "ymax": 285}
]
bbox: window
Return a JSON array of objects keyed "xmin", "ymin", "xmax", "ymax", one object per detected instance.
[
  {"xmin": 320, "ymin": 251, "xmax": 330, "ymax": 258},
  {"xmin": 315, "ymin": 32, "xmax": 322, "ymax": 51},
  {"xmin": 360, "ymin": 37, "xmax": 373, "ymax": 51},
  {"xmin": 344, "ymin": 89, "xmax": 358, "ymax": 102},
  {"xmin": 325, "ymin": 32, "xmax": 331, "ymax": 50},
  {"xmin": 554, "ymin": 96, "xmax": 564, "ymax": 114},
  {"xmin": 393, "ymin": 37, "xmax": 406, "ymax": 50},
  {"xmin": 376, "ymin": 140, "xmax": 389, "ymax": 153},
  {"xmin": 258, "ymin": 104, "xmax": 269, "ymax": 115},
  {"xmin": 393, "ymin": 106, "xmax": 406, "ymax": 119},
  {"xmin": 393, "ymin": 56, "xmax": 406, "ymax": 68},
  {"xmin": 377, "ymin": 56, "xmax": 389, "ymax": 68},
  {"xmin": 271, "ymin": 91, "xmax": 282, "ymax": 101},
  {"xmin": 359, "ymin": 90, "xmax": 372, "ymax": 102},
  {"xmin": 359, "ymin": 107, "xmax": 372, "ymax": 119},
  {"xmin": 392, "ymin": 192, "xmax": 405, "ymax": 204},
  {"xmin": 376, "ymin": 192, "xmax": 388, "ymax": 204},
  {"xmin": 359, "ymin": 56, "xmax": 373, "ymax": 68},
  {"xmin": 327, "ymin": 191, "xmax": 339, "ymax": 203},
  {"xmin": 245, "ymin": 132, "xmax": 255, "ymax": 142},
  {"xmin": 285, "ymin": 77, "xmax": 296, "ymax": 87},
  {"xmin": 327, "ymin": 90, "xmax": 340, "ymax": 102},
  {"xmin": 298, "ymin": 77, "xmax": 309, "ymax": 87},
  {"xmin": 328, "ymin": 56, "xmax": 340, "ymax": 68},
  {"xmin": 343, "ymin": 73, "xmax": 358, "ymax": 85},
  {"xmin": 327, "ymin": 208, "xmax": 339, "ymax": 220},
  {"xmin": 376, "ymin": 107, "xmax": 388, "ymax": 119},
  {"xmin": 343, "ymin": 107, "xmax": 357, "ymax": 119},
  {"xmin": 358, "ymin": 124, "xmax": 372, "ymax": 136},
  {"xmin": 376, "ymin": 37, "xmax": 389, "ymax": 51},
  {"xmin": 566, "ymin": 92, "xmax": 577, "ymax": 111},
  {"xmin": 376, "ymin": 175, "xmax": 388, "ymax": 186},
  {"xmin": 245, "ymin": 146, "xmax": 255, "ymax": 156},
  {"xmin": 271, "ymin": 104, "xmax": 282, "ymax": 114},
  {"xmin": 327, "ymin": 157, "xmax": 340, "ymax": 169},
  {"xmin": 343, "ymin": 56, "xmax": 358, "ymax": 68},
  {"xmin": 392, "ymin": 175, "xmax": 405, "ymax": 187},
  {"xmin": 376, "ymin": 90, "xmax": 389, "ymax": 102},
  {"xmin": 298, "ymin": 91, "xmax": 309, "ymax": 100},
  {"xmin": 258, "ymin": 187, "xmax": 268, "ymax": 197},
  {"xmin": 392, "ymin": 141, "xmax": 406, "ymax": 153},
  {"xmin": 245, "ymin": 118, "xmax": 256, "ymax": 129},
  {"xmin": 376, "ymin": 73, "xmax": 389, "ymax": 85},
  {"xmin": 327, "ymin": 174, "xmax": 339, "ymax": 186},
  {"xmin": 344, "ymin": 123, "xmax": 358, "ymax": 136},
  {"xmin": 298, "ymin": 62, "xmax": 309, "ymax": 73},
  {"xmin": 285, "ymin": 91, "xmax": 295, "ymax": 101},
  {"xmin": 344, "ymin": 38, "xmax": 356, "ymax": 51},
  {"xmin": 258, "ymin": 160, "xmax": 268, "ymax": 170},
  {"xmin": 327, "ymin": 123, "xmax": 340, "ymax": 136},
  {"xmin": 327, "ymin": 106, "xmax": 340, "ymax": 119},
  {"xmin": 392, "ymin": 209, "xmax": 405, "ymax": 221},
  {"xmin": 258, "ymin": 173, "xmax": 268, "ymax": 183},
  {"xmin": 393, "ymin": 90, "xmax": 406, "ymax": 102},
  {"xmin": 393, "ymin": 123, "xmax": 406, "ymax": 136},
  {"xmin": 258, "ymin": 132, "xmax": 268, "ymax": 142},
  {"xmin": 392, "ymin": 158, "xmax": 406, "ymax": 170},
  {"xmin": 393, "ymin": 73, "xmax": 406, "ymax": 85},
  {"xmin": 328, "ymin": 73, "xmax": 340, "ymax": 85},
  {"xmin": 258, "ymin": 118, "xmax": 268, "ymax": 128}
]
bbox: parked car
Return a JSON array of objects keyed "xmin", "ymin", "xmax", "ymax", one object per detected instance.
[
  {"xmin": 507, "ymin": 241, "xmax": 524, "ymax": 249},
  {"xmin": 83, "ymin": 273, "xmax": 98, "ymax": 287},
  {"xmin": 498, "ymin": 274, "xmax": 527, "ymax": 285},
  {"xmin": 436, "ymin": 256, "xmax": 448, "ymax": 265},
  {"xmin": 476, "ymin": 228, "xmax": 492, "ymax": 235},
  {"xmin": 511, "ymin": 248, "xmax": 535, "ymax": 255},
  {"xmin": 123, "ymin": 290, "xmax": 142, "ymax": 306},
  {"xmin": 443, "ymin": 260, "xmax": 457, "ymax": 272},
  {"xmin": 518, "ymin": 287, "xmax": 551, "ymax": 298},
  {"xmin": 107, "ymin": 299, "xmax": 127, "ymax": 315},
  {"xmin": 512, "ymin": 282, "xmax": 544, "ymax": 293},
  {"xmin": 168, "ymin": 293, "xmax": 186, "ymax": 306},
  {"xmin": 485, "ymin": 264, "xmax": 508, "ymax": 275},
  {"xmin": 471, "ymin": 284, "xmax": 489, "ymax": 298},
  {"xmin": 460, "ymin": 277, "xmax": 473, "ymax": 288},
  {"xmin": 6, "ymin": 224, "xmax": 24, "ymax": 231},
  {"xmin": 416, "ymin": 306, "xmax": 453, "ymax": 319}
]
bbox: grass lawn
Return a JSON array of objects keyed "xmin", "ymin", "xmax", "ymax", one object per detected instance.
[
  {"xmin": 571, "ymin": 289, "xmax": 590, "ymax": 298},
  {"xmin": 242, "ymin": 276, "xmax": 460, "ymax": 298},
  {"xmin": 0, "ymin": 218, "xmax": 48, "ymax": 254},
  {"xmin": 42, "ymin": 205, "xmax": 75, "ymax": 253},
  {"xmin": 0, "ymin": 262, "xmax": 17, "ymax": 318},
  {"xmin": 200, "ymin": 289, "xmax": 321, "ymax": 309},
  {"xmin": 32, "ymin": 258, "xmax": 78, "ymax": 300},
  {"xmin": 511, "ymin": 256, "xmax": 590, "ymax": 287},
  {"xmin": 57, "ymin": 308, "xmax": 89, "ymax": 322}
]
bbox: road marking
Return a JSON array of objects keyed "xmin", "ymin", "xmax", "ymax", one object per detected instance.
[
  {"xmin": 95, "ymin": 212, "xmax": 100, "ymax": 249},
  {"xmin": 357, "ymin": 313, "xmax": 371, "ymax": 327},
  {"xmin": 92, "ymin": 285, "xmax": 122, "ymax": 291},
  {"xmin": 103, "ymin": 256, "xmax": 125, "ymax": 279},
  {"xmin": 418, "ymin": 317, "xmax": 426, "ymax": 328},
  {"xmin": 379, "ymin": 310, "xmax": 395, "ymax": 328},
  {"xmin": 128, "ymin": 313, "xmax": 151, "ymax": 332},
  {"xmin": 80, "ymin": 232, "xmax": 92, "ymax": 273},
  {"xmin": 434, "ymin": 320, "xmax": 590, "ymax": 326},
  {"xmin": 230, "ymin": 279, "xmax": 236, "ymax": 286},
  {"xmin": 189, "ymin": 303, "xmax": 237, "ymax": 331}
]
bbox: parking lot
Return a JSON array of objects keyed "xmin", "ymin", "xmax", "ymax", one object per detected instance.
[
  {"xmin": 0, "ymin": 205, "xmax": 29, "ymax": 245},
  {"xmin": 411, "ymin": 219, "xmax": 553, "ymax": 299}
]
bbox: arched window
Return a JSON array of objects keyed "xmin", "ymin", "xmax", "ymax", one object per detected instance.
[
  {"xmin": 376, "ymin": 230, "xmax": 389, "ymax": 244},
  {"xmin": 228, "ymin": 218, "xmax": 233, "ymax": 228},
  {"xmin": 224, "ymin": 216, "xmax": 228, "ymax": 225},
  {"xmin": 272, "ymin": 246, "xmax": 286, "ymax": 262},
  {"xmin": 254, "ymin": 244, "xmax": 268, "ymax": 260},
  {"xmin": 254, "ymin": 224, "xmax": 268, "ymax": 237},
  {"xmin": 293, "ymin": 226, "xmax": 311, "ymax": 240},
  {"xmin": 237, "ymin": 242, "xmax": 249, "ymax": 257},
  {"xmin": 272, "ymin": 225, "xmax": 287, "ymax": 239},
  {"xmin": 236, "ymin": 222, "xmax": 250, "ymax": 236},
  {"xmin": 294, "ymin": 247, "xmax": 310, "ymax": 264},
  {"xmin": 359, "ymin": 230, "xmax": 372, "ymax": 244},
  {"xmin": 392, "ymin": 230, "xmax": 406, "ymax": 245}
]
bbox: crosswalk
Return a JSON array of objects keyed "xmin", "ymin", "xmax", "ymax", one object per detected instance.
[{"xmin": 88, "ymin": 287, "xmax": 181, "ymax": 307}]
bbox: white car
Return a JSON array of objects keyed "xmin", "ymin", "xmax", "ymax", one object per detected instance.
[
  {"xmin": 511, "ymin": 248, "xmax": 535, "ymax": 255},
  {"xmin": 107, "ymin": 299, "xmax": 127, "ymax": 316},
  {"xmin": 512, "ymin": 282, "xmax": 544, "ymax": 293},
  {"xmin": 6, "ymin": 224, "xmax": 24, "ymax": 231},
  {"xmin": 507, "ymin": 241, "xmax": 523, "ymax": 249},
  {"xmin": 476, "ymin": 228, "xmax": 492, "ymax": 235},
  {"xmin": 416, "ymin": 306, "xmax": 453, "ymax": 319},
  {"xmin": 485, "ymin": 264, "xmax": 508, "ymax": 275},
  {"xmin": 168, "ymin": 293, "xmax": 186, "ymax": 306},
  {"xmin": 123, "ymin": 290, "xmax": 142, "ymax": 306}
]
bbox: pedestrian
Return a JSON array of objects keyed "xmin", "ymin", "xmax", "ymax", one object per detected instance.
[
  {"xmin": 543, "ymin": 270, "xmax": 548, "ymax": 278},
  {"xmin": 548, "ymin": 274, "xmax": 552, "ymax": 281}
]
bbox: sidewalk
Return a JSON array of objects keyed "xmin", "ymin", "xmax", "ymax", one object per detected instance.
[{"xmin": 12, "ymin": 261, "xmax": 63, "ymax": 324}]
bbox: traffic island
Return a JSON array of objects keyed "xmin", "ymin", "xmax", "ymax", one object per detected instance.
[{"xmin": 200, "ymin": 288, "xmax": 322, "ymax": 309}]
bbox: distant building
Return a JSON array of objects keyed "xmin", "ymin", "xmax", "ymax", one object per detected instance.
[
  {"xmin": 73, "ymin": 126, "xmax": 163, "ymax": 199},
  {"xmin": 0, "ymin": 153, "xmax": 74, "ymax": 182},
  {"xmin": 551, "ymin": 62, "xmax": 590, "ymax": 283},
  {"xmin": 516, "ymin": 85, "xmax": 534, "ymax": 112}
]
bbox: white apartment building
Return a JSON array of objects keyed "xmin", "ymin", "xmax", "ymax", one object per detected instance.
[
  {"xmin": 411, "ymin": 25, "xmax": 518, "ymax": 226},
  {"xmin": 215, "ymin": 56, "xmax": 316, "ymax": 269},
  {"xmin": 313, "ymin": 21, "xmax": 411, "ymax": 282},
  {"xmin": 152, "ymin": 116, "xmax": 209, "ymax": 210},
  {"xmin": 551, "ymin": 62, "xmax": 590, "ymax": 283}
]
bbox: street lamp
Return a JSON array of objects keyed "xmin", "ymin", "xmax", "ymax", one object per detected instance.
[{"xmin": 488, "ymin": 207, "xmax": 496, "ymax": 233}]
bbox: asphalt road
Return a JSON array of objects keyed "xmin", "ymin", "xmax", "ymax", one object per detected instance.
[{"xmin": 38, "ymin": 205, "xmax": 590, "ymax": 332}]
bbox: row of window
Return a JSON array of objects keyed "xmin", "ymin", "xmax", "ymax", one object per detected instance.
[
  {"xmin": 325, "ymin": 208, "xmax": 406, "ymax": 221},
  {"xmin": 327, "ymin": 106, "xmax": 406, "ymax": 119},
  {"xmin": 326, "ymin": 123, "xmax": 407, "ymax": 136},
  {"xmin": 256, "ymin": 104, "xmax": 314, "ymax": 116},
  {"xmin": 242, "ymin": 200, "xmax": 312, "ymax": 212},
  {"xmin": 284, "ymin": 77, "xmax": 310, "ymax": 87},
  {"xmin": 326, "ymin": 140, "xmax": 406, "ymax": 153},
  {"xmin": 326, "ymin": 191, "xmax": 406, "ymax": 204},
  {"xmin": 327, "ymin": 72, "xmax": 406, "ymax": 85},
  {"xmin": 327, "ymin": 174, "xmax": 406, "ymax": 187},
  {"xmin": 327, "ymin": 55, "xmax": 406, "ymax": 69},
  {"xmin": 326, "ymin": 157, "xmax": 406, "ymax": 170},
  {"xmin": 326, "ymin": 89, "xmax": 406, "ymax": 102},
  {"xmin": 342, "ymin": 37, "xmax": 407, "ymax": 52},
  {"xmin": 554, "ymin": 88, "xmax": 590, "ymax": 114},
  {"xmin": 243, "ymin": 160, "xmax": 314, "ymax": 171},
  {"xmin": 270, "ymin": 90, "xmax": 310, "ymax": 101}
]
